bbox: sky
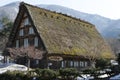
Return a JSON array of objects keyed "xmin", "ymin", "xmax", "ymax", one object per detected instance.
[{"xmin": 0, "ymin": 0, "xmax": 120, "ymax": 19}]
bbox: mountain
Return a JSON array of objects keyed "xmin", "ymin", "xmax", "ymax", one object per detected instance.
[
  {"xmin": 103, "ymin": 19, "xmax": 120, "ymax": 38},
  {"xmin": 0, "ymin": 2, "xmax": 19, "ymax": 21},
  {"xmin": 0, "ymin": 2, "xmax": 120, "ymax": 38}
]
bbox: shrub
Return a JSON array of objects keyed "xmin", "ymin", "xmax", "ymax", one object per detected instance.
[
  {"xmin": 34, "ymin": 68, "xmax": 43, "ymax": 76},
  {"xmin": 96, "ymin": 59, "xmax": 110, "ymax": 69},
  {"xmin": 82, "ymin": 68, "xmax": 94, "ymax": 74},
  {"xmin": 59, "ymin": 68, "xmax": 79, "ymax": 80},
  {"xmin": 0, "ymin": 71, "xmax": 34, "ymax": 80},
  {"xmin": 0, "ymin": 71, "xmax": 26, "ymax": 80},
  {"xmin": 34, "ymin": 68, "xmax": 58, "ymax": 80},
  {"xmin": 0, "ymin": 68, "xmax": 80, "ymax": 80}
]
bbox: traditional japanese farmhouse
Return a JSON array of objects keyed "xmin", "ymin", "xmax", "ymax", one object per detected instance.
[{"xmin": 4, "ymin": 2, "xmax": 114, "ymax": 70}]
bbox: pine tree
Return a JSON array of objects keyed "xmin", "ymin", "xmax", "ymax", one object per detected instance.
[
  {"xmin": 0, "ymin": 17, "xmax": 13, "ymax": 51},
  {"xmin": 0, "ymin": 17, "xmax": 13, "ymax": 37}
]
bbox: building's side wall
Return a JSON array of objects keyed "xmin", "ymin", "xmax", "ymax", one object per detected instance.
[
  {"xmin": 47, "ymin": 55, "xmax": 91, "ymax": 70},
  {"xmin": 48, "ymin": 59, "xmax": 90, "ymax": 70}
]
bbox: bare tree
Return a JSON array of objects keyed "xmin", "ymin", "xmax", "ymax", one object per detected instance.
[
  {"xmin": 7, "ymin": 46, "xmax": 45, "ymax": 70},
  {"xmin": 80, "ymin": 37, "xmax": 114, "ymax": 68}
]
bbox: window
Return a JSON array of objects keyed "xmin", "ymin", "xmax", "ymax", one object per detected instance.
[
  {"xmin": 84, "ymin": 62, "xmax": 88, "ymax": 67},
  {"xmin": 74, "ymin": 61, "xmax": 78, "ymax": 67},
  {"xmin": 19, "ymin": 29, "xmax": 24, "ymax": 36},
  {"xmin": 34, "ymin": 37, "xmax": 38, "ymax": 47},
  {"xmin": 80, "ymin": 61, "xmax": 84, "ymax": 67},
  {"xmin": 36, "ymin": 60, "xmax": 39, "ymax": 64},
  {"xmin": 29, "ymin": 27, "xmax": 34, "ymax": 34},
  {"xmin": 61, "ymin": 61, "xmax": 64, "ymax": 68},
  {"xmin": 70, "ymin": 61, "xmax": 73, "ymax": 67},
  {"xmin": 24, "ymin": 18, "xmax": 29, "ymax": 26},
  {"xmin": 76, "ymin": 61, "xmax": 79, "ymax": 67},
  {"xmin": 24, "ymin": 38, "xmax": 29, "ymax": 47},
  {"xmin": 16, "ymin": 40, "xmax": 19, "ymax": 48},
  {"xmin": 74, "ymin": 61, "xmax": 76, "ymax": 67},
  {"xmin": 64, "ymin": 61, "xmax": 66, "ymax": 67}
]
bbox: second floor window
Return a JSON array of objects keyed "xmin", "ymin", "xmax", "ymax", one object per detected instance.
[
  {"xmin": 19, "ymin": 29, "xmax": 24, "ymax": 36},
  {"xmin": 16, "ymin": 40, "xmax": 19, "ymax": 48},
  {"xmin": 29, "ymin": 27, "xmax": 34, "ymax": 34},
  {"xmin": 24, "ymin": 38, "xmax": 29, "ymax": 47},
  {"xmin": 24, "ymin": 18, "xmax": 29, "ymax": 26},
  {"xmin": 34, "ymin": 37, "xmax": 38, "ymax": 47}
]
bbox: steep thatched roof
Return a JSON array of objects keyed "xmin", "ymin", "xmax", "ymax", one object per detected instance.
[{"xmin": 13, "ymin": 3, "xmax": 114, "ymax": 58}]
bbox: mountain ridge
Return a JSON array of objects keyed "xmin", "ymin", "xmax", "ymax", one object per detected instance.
[{"xmin": 0, "ymin": 2, "xmax": 120, "ymax": 38}]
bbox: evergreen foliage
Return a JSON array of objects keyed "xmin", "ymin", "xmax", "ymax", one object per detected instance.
[
  {"xmin": 96, "ymin": 58, "xmax": 110, "ymax": 69},
  {"xmin": 0, "ymin": 17, "xmax": 13, "ymax": 37},
  {"xmin": 59, "ymin": 68, "xmax": 79, "ymax": 79},
  {"xmin": 0, "ymin": 17, "xmax": 13, "ymax": 51}
]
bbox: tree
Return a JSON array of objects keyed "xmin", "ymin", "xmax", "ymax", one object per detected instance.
[
  {"xmin": 7, "ymin": 46, "xmax": 45, "ymax": 70},
  {"xmin": 96, "ymin": 58, "xmax": 110, "ymax": 69},
  {"xmin": 0, "ymin": 17, "xmax": 13, "ymax": 51},
  {"xmin": 80, "ymin": 37, "xmax": 115, "ymax": 68},
  {"xmin": 0, "ymin": 17, "xmax": 13, "ymax": 37}
]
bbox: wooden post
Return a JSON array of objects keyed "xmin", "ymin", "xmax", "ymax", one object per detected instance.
[
  {"xmin": 27, "ymin": 58, "xmax": 30, "ymax": 71},
  {"xmin": 3, "ymin": 56, "xmax": 6, "ymax": 63}
]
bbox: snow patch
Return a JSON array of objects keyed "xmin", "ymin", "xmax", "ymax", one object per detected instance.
[
  {"xmin": 0, "ymin": 63, "xmax": 28, "ymax": 74},
  {"xmin": 110, "ymin": 74, "xmax": 120, "ymax": 79}
]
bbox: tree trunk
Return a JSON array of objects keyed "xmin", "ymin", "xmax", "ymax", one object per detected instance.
[
  {"xmin": 3, "ymin": 56, "xmax": 6, "ymax": 63},
  {"xmin": 90, "ymin": 60, "xmax": 96, "ymax": 68}
]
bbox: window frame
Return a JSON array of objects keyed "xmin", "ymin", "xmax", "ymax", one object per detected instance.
[
  {"xmin": 29, "ymin": 27, "xmax": 34, "ymax": 34},
  {"xmin": 19, "ymin": 29, "xmax": 24, "ymax": 36},
  {"xmin": 34, "ymin": 37, "xmax": 38, "ymax": 47},
  {"xmin": 24, "ymin": 18, "xmax": 29, "ymax": 26},
  {"xmin": 16, "ymin": 40, "xmax": 19, "ymax": 48},
  {"xmin": 24, "ymin": 38, "xmax": 29, "ymax": 47}
]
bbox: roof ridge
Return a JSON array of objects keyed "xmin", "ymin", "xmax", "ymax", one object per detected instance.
[{"xmin": 20, "ymin": 2, "xmax": 94, "ymax": 26}]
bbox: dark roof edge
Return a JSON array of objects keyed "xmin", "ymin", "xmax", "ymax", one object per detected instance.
[{"xmin": 20, "ymin": 2, "xmax": 94, "ymax": 26}]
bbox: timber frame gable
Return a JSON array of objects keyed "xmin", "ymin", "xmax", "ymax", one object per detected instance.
[{"xmin": 7, "ymin": 2, "xmax": 46, "ymax": 51}]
